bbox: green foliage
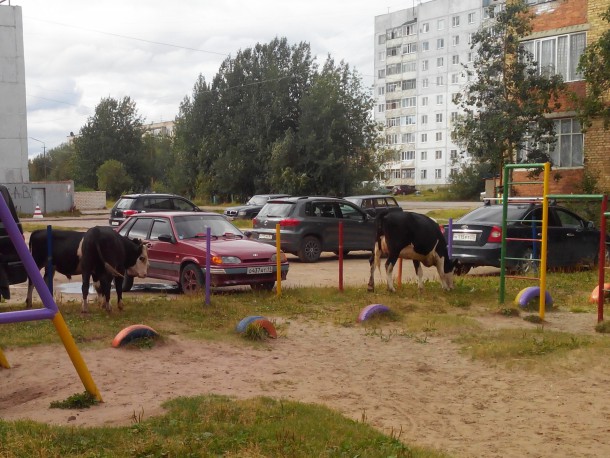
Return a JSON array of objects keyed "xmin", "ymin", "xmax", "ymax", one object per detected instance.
[
  {"xmin": 49, "ymin": 391, "xmax": 99, "ymax": 409},
  {"xmin": 452, "ymin": 0, "xmax": 565, "ymax": 177},
  {"xmin": 28, "ymin": 143, "xmax": 77, "ymax": 182},
  {"xmin": 73, "ymin": 96, "xmax": 146, "ymax": 191},
  {"xmin": 576, "ymin": 6, "xmax": 610, "ymax": 130},
  {"xmin": 96, "ymin": 159, "xmax": 133, "ymax": 200},
  {"xmin": 447, "ymin": 161, "xmax": 490, "ymax": 200}
]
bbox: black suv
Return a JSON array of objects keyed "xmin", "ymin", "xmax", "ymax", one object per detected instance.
[
  {"xmin": 251, "ymin": 196, "xmax": 376, "ymax": 262},
  {"xmin": 109, "ymin": 193, "xmax": 200, "ymax": 226},
  {"xmin": 0, "ymin": 184, "xmax": 27, "ymax": 300},
  {"xmin": 344, "ymin": 195, "xmax": 402, "ymax": 217},
  {"xmin": 223, "ymin": 194, "xmax": 291, "ymax": 220}
]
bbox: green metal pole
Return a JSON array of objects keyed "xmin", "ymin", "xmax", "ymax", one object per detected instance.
[{"xmin": 499, "ymin": 165, "xmax": 511, "ymax": 304}]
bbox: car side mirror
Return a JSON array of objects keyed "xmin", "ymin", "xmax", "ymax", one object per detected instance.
[
  {"xmin": 243, "ymin": 230, "xmax": 253, "ymax": 238},
  {"xmin": 158, "ymin": 234, "xmax": 174, "ymax": 243},
  {"xmin": 586, "ymin": 221, "xmax": 595, "ymax": 230}
]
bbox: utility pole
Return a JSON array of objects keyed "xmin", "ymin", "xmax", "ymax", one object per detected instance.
[{"xmin": 29, "ymin": 137, "xmax": 46, "ymax": 180}]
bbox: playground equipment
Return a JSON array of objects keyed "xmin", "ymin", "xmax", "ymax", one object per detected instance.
[
  {"xmin": 111, "ymin": 324, "xmax": 159, "ymax": 347},
  {"xmin": 357, "ymin": 304, "xmax": 390, "ymax": 322},
  {"xmin": 0, "ymin": 198, "xmax": 102, "ymax": 401},
  {"xmin": 515, "ymin": 286, "xmax": 553, "ymax": 309},
  {"xmin": 235, "ymin": 315, "xmax": 277, "ymax": 338}
]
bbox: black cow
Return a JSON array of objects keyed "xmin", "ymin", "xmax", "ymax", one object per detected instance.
[
  {"xmin": 368, "ymin": 211, "xmax": 455, "ymax": 292},
  {"xmin": 79, "ymin": 226, "xmax": 149, "ymax": 313},
  {"xmin": 26, "ymin": 229, "xmax": 85, "ymax": 308}
]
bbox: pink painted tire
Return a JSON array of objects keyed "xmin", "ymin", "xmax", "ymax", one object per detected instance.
[
  {"xmin": 358, "ymin": 304, "xmax": 390, "ymax": 322},
  {"xmin": 112, "ymin": 324, "xmax": 159, "ymax": 348}
]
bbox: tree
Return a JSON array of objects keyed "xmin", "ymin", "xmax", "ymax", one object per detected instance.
[
  {"xmin": 97, "ymin": 159, "xmax": 133, "ymax": 200},
  {"xmin": 452, "ymin": 0, "xmax": 565, "ymax": 179},
  {"xmin": 28, "ymin": 143, "xmax": 76, "ymax": 182},
  {"xmin": 577, "ymin": 6, "xmax": 610, "ymax": 130},
  {"xmin": 73, "ymin": 97, "xmax": 146, "ymax": 190}
]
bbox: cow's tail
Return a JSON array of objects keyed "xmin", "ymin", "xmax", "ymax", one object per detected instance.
[{"xmin": 95, "ymin": 240, "xmax": 124, "ymax": 278}]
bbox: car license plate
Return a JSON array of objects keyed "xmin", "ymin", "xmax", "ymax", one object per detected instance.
[
  {"xmin": 453, "ymin": 233, "xmax": 476, "ymax": 242},
  {"xmin": 247, "ymin": 266, "xmax": 273, "ymax": 274},
  {"xmin": 259, "ymin": 234, "xmax": 273, "ymax": 240},
  {"xmin": 110, "ymin": 221, "xmax": 119, "ymax": 226}
]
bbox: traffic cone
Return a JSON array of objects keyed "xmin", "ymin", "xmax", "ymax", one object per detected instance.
[{"xmin": 33, "ymin": 205, "xmax": 44, "ymax": 219}]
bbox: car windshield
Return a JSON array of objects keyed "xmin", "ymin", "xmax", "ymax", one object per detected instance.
[
  {"xmin": 116, "ymin": 198, "xmax": 135, "ymax": 209},
  {"xmin": 246, "ymin": 196, "xmax": 268, "ymax": 206},
  {"xmin": 257, "ymin": 202, "xmax": 294, "ymax": 218},
  {"xmin": 457, "ymin": 205, "xmax": 531, "ymax": 224},
  {"xmin": 174, "ymin": 215, "xmax": 243, "ymax": 239}
]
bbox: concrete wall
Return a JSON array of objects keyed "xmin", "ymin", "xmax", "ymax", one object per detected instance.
[
  {"xmin": 0, "ymin": 5, "xmax": 29, "ymax": 183},
  {"xmin": 4, "ymin": 181, "xmax": 74, "ymax": 215}
]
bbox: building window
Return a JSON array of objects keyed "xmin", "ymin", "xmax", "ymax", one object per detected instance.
[
  {"xmin": 378, "ymin": 69, "xmax": 386, "ymax": 79},
  {"xmin": 436, "ymin": 94, "xmax": 443, "ymax": 104},
  {"xmin": 436, "ymin": 75, "xmax": 444, "ymax": 86},
  {"xmin": 404, "ymin": 168, "xmax": 415, "ymax": 179},
  {"xmin": 451, "ymin": 73, "xmax": 459, "ymax": 84},
  {"xmin": 437, "ymin": 57, "xmax": 444, "ymax": 67},
  {"xmin": 402, "ymin": 96, "xmax": 417, "ymax": 108},
  {"xmin": 437, "ymin": 38, "xmax": 445, "ymax": 50},
  {"xmin": 403, "ymin": 61, "xmax": 416, "ymax": 72},
  {"xmin": 521, "ymin": 32, "xmax": 586, "ymax": 81},
  {"xmin": 402, "ymin": 150, "xmax": 415, "ymax": 160},
  {"xmin": 437, "ymin": 19, "xmax": 445, "ymax": 30},
  {"xmin": 422, "ymin": 23, "xmax": 430, "ymax": 33},
  {"xmin": 402, "ymin": 134, "xmax": 416, "ymax": 144},
  {"xmin": 435, "ymin": 150, "xmax": 443, "ymax": 160},
  {"xmin": 436, "ymin": 113, "xmax": 443, "ymax": 123},
  {"xmin": 421, "ymin": 96, "xmax": 428, "ymax": 106},
  {"xmin": 422, "ymin": 41, "xmax": 430, "ymax": 51},
  {"xmin": 452, "ymin": 35, "xmax": 460, "ymax": 46},
  {"xmin": 452, "ymin": 16, "xmax": 460, "ymax": 27},
  {"xmin": 386, "ymin": 134, "xmax": 398, "ymax": 144},
  {"xmin": 468, "ymin": 33, "xmax": 474, "ymax": 45},
  {"xmin": 387, "ymin": 46, "xmax": 401, "ymax": 57},
  {"xmin": 452, "ymin": 55, "xmax": 460, "ymax": 65},
  {"xmin": 436, "ymin": 132, "xmax": 443, "ymax": 141},
  {"xmin": 421, "ymin": 151, "xmax": 428, "ymax": 160},
  {"xmin": 468, "ymin": 12, "xmax": 475, "ymax": 24},
  {"xmin": 467, "ymin": 52, "xmax": 473, "ymax": 62},
  {"xmin": 402, "ymin": 79, "xmax": 417, "ymax": 90},
  {"xmin": 386, "ymin": 117, "xmax": 400, "ymax": 127},
  {"xmin": 377, "ymin": 104, "xmax": 385, "ymax": 113},
  {"xmin": 401, "ymin": 115, "xmax": 416, "ymax": 126},
  {"xmin": 377, "ymin": 86, "xmax": 385, "ymax": 96},
  {"xmin": 421, "ymin": 114, "xmax": 428, "ymax": 124},
  {"xmin": 392, "ymin": 169, "xmax": 400, "ymax": 179},
  {"xmin": 435, "ymin": 168, "xmax": 442, "ymax": 179},
  {"xmin": 450, "ymin": 149, "xmax": 458, "ymax": 159},
  {"xmin": 378, "ymin": 34, "xmax": 386, "ymax": 45},
  {"xmin": 403, "ymin": 42, "xmax": 417, "ymax": 54},
  {"xmin": 552, "ymin": 118, "xmax": 583, "ymax": 167},
  {"xmin": 386, "ymin": 99, "xmax": 399, "ymax": 110},
  {"xmin": 422, "ymin": 78, "xmax": 429, "ymax": 88},
  {"xmin": 421, "ymin": 133, "xmax": 428, "ymax": 143},
  {"xmin": 378, "ymin": 51, "xmax": 386, "ymax": 62},
  {"xmin": 451, "ymin": 112, "xmax": 458, "ymax": 122},
  {"xmin": 421, "ymin": 169, "xmax": 428, "ymax": 179},
  {"xmin": 422, "ymin": 60, "xmax": 429, "ymax": 71}
]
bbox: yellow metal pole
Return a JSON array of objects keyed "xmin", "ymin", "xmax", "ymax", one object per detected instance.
[
  {"xmin": 276, "ymin": 223, "xmax": 281, "ymax": 297},
  {"xmin": 539, "ymin": 162, "xmax": 550, "ymax": 320},
  {"xmin": 52, "ymin": 313, "xmax": 103, "ymax": 401},
  {"xmin": 0, "ymin": 348, "xmax": 10, "ymax": 369}
]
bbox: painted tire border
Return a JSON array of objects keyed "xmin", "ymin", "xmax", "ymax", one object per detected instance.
[
  {"xmin": 514, "ymin": 286, "xmax": 553, "ymax": 309},
  {"xmin": 235, "ymin": 315, "xmax": 266, "ymax": 333},
  {"xmin": 112, "ymin": 324, "xmax": 159, "ymax": 348},
  {"xmin": 358, "ymin": 304, "xmax": 390, "ymax": 322},
  {"xmin": 250, "ymin": 319, "xmax": 278, "ymax": 339}
]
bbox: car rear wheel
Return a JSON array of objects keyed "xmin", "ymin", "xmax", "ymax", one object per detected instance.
[
  {"xmin": 122, "ymin": 275, "xmax": 134, "ymax": 292},
  {"xmin": 513, "ymin": 248, "xmax": 538, "ymax": 275},
  {"xmin": 298, "ymin": 236, "xmax": 322, "ymax": 262},
  {"xmin": 453, "ymin": 263, "xmax": 471, "ymax": 276},
  {"xmin": 251, "ymin": 281, "xmax": 275, "ymax": 292},
  {"xmin": 180, "ymin": 263, "xmax": 204, "ymax": 294}
]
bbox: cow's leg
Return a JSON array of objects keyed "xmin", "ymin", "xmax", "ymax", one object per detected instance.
[
  {"xmin": 114, "ymin": 276, "xmax": 124, "ymax": 311},
  {"xmin": 437, "ymin": 256, "xmax": 454, "ymax": 290},
  {"xmin": 93, "ymin": 280, "xmax": 104, "ymax": 307},
  {"xmin": 414, "ymin": 260, "xmax": 424, "ymax": 291},
  {"xmin": 367, "ymin": 245, "xmax": 382, "ymax": 292},
  {"xmin": 385, "ymin": 256, "xmax": 397, "ymax": 292},
  {"xmin": 81, "ymin": 273, "xmax": 91, "ymax": 313}
]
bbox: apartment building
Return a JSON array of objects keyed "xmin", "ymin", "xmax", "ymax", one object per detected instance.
[{"xmin": 375, "ymin": 0, "xmax": 610, "ymax": 194}]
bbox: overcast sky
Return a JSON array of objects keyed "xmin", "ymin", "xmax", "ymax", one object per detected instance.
[{"xmin": 15, "ymin": 0, "xmax": 425, "ymax": 158}]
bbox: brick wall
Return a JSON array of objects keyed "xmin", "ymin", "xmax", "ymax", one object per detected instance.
[
  {"xmin": 74, "ymin": 191, "xmax": 107, "ymax": 210},
  {"xmin": 531, "ymin": 0, "xmax": 588, "ymax": 32},
  {"xmin": 512, "ymin": 168, "xmax": 585, "ymax": 196}
]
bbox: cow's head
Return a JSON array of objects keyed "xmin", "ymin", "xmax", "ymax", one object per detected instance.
[{"xmin": 126, "ymin": 239, "xmax": 149, "ymax": 278}]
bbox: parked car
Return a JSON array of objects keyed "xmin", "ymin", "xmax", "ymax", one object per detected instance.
[
  {"xmin": 116, "ymin": 211, "xmax": 288, "ymax": 293},
  {"xmin": 344, "ymin": 195, "xmax": 403, "ymax": 217},
  {"xmin": 109, "ymin": 193, "xmax": 200, "ymax": 227},
  {"xmin": 392, "ymin": 185, "xmax": 417, "ymax": 195},
  {"xmin": 250, "ymin": 196, "xmax": 376, "ymax": 262},
  {"xmin": 223, "ymin": 194, "xmax": 291, "ymax": 220},
  {"xmin": 445, "ymin": 202, "xmax": 610, "ymax": 275},
  {"xmin": 0, "ymin": 184, "xmax": 27, "ymax": 300}
]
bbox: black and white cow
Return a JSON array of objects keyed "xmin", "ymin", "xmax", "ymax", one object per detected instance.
[
  {"xmin": 368, "ymin": 211, "xmax": 455, "ymax": 292},
  {"xmin": 26, "ymin": 229, "xmax": 85, "ymax": 308},
  {"xmin": 79, "ymin": 226, "xmax": 149, "ymax": 313}
]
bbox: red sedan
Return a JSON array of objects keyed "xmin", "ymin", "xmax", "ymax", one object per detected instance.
[{"xmin": 116, "ymin": 211, "xmax": 289, "ymax": 293}]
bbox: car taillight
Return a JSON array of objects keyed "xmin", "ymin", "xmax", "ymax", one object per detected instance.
[
  {"xmin": 123, "ymin": 210, "xmax": 138, "ymax": 218},
  {"xmin": 487, "ymin": 225, "xmax": 502, "ymax": 243},
  {"xmin": 439, "ymin": 224, "xmax": 445, "ymax": 235},
  {"xmin": 279, "ymin": 218, "xmax": 300, "ymax": 227},
  {"xmin": 252, "ymin": 218, "xmax": 259, "ymax": 225}
]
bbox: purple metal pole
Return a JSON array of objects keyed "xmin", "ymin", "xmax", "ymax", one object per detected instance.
[
  {"xmin": 205, "ymin": 227, "xmax": 211, "ymax": 305},
  {"xmin": 0, "ymin": 196, "xmax": 58, "ymax": 324},
  {"xmin": 46, "ymin": 225, "xmax": 54, "ymax": 293}
]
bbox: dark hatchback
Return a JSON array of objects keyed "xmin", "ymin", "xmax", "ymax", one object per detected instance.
[
  {"xmin": 446, "ymin": 203, "xmax": 610, "ymax": 275},
  {"xmin": 223, "ymin": 194, "xmax": 291, "ymax": 220},
  {"xmin": 109, "ymin": 193, "xmax": 200, "ymax": 227},
  {"xmin": 344, "ymin": 195, "xmax": 402, "ymax": 217},
  {"xmin": 250, "ymin": 196, "xmax": 376, "ymax": 262},
  {"xmin": 0, "ymin": 184, "xmax": 27, "ymax": 300}
]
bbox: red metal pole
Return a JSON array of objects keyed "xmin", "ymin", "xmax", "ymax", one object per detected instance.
[
  {"xmin": 338, "ymin": 221, "xmax": 344, "ymax": 292},
  {"xmin": 598, "ymin": 195, "xmax": 607, "ymax": 323},
  {"xmin": 397, "ymin": 258, "xmax": 403, "ymax": 289}
]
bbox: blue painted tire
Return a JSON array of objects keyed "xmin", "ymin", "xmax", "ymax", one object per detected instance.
[
  {"xmin": 358, "ymin": 304, "xmax": 390, "ymax": 322},
  {"xmin": 515, "ymin": 286, "xmax": 553, "ymax": 309},
  {"xmin": 236, "ymin": 315, "xmax": 266, "ymax": 333}
]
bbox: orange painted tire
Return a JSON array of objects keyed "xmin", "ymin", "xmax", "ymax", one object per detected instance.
[
  {"xmin": 112, "ymin": 324, "xmax": 159, "ymax": 348},
  {"xmin": 589, "ymin": 283, "xmax": 610, "ymax": 303},
  {"xmin": 250, "ymin": 319, "xmax": 277, "ymax": 339}
]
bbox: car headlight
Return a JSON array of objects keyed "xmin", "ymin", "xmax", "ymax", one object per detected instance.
[
  {"xmin": 212, "ymin": 256, "xmax": 241, "ymax": 264},
  {"xmin": 271, "ymin": 252, "xmax": 287, "ymax": 263}
]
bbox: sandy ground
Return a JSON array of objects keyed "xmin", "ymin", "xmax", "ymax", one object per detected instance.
[{"xmin": 2, "ymin": 227, "xmax": 610, "ymax": 456}]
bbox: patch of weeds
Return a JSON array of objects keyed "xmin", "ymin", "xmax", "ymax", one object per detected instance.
[
  {"xmin": 243, "ymin": 323, "xmax": 267, "ymax": 341},
  {"xmin": 523, "ymin": 315, "xmax": 544, "ymax": 324},
  {"xmin": 595, "ymin": 320, "xmax": 610, "ymax": 334},
  {"xmin": 50, "ymin": 391, "xmax": 99, "ymax": 409},
  {"xmin": 421, "ymin": 320, "xmax": 437, "ymax": 333},
  {"xmin": 364, "ymin": 327, "xmax": 413, "ymax": 342},
  {"xmin": 124, "ymin": 336, "xmax": 158, "ymax": 350},
  {"xmin": 499, "ymin": 307, "xmax": 520, "ymax": 317},
  {"xmin": 414, "ymin": 334, "xmax": 429, "ymax": 344},
  {"xmin": 570, "ymin": 306, "xmax": 591, "ymax": 314},
  {"xmin": 448, "ymin": 298, "xmax": 471, "ymax": 308}
]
